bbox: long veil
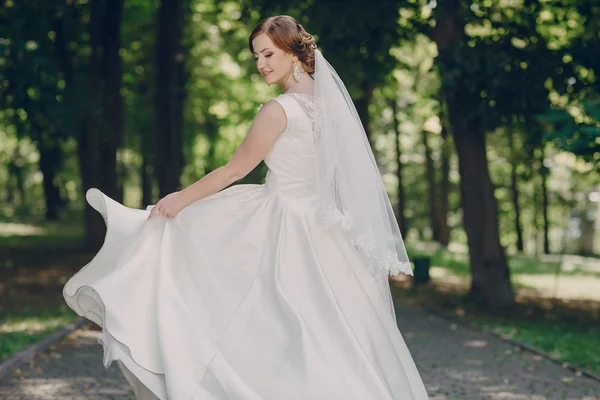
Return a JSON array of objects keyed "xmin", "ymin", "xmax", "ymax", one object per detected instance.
[{"xmin": 312, "ymin": 48, "xmax": 413, "ymax": 320}]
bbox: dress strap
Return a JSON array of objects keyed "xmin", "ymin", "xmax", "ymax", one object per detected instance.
[{"xmin": 271, "ymin": 94, "xmax": 294, "ymax": 115}]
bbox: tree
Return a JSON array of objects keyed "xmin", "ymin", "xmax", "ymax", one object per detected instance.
[
  {"xmin": 430, "ymin": 0, "xmax": 515, "ymax": 307},
  {"xmin": 0, "ymin": 0, "xmax": 69, "ymax": 219},
  {"xmin": 155, "ymin": 0, "xmax": 189, "ymax": 197}
]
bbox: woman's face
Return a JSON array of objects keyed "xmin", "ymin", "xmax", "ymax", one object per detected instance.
[{"xmin": 252, "ymin": 33, "xmax": 295, "ymax": 87}]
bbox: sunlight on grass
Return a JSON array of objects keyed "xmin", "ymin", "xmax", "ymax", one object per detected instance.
[
  {"xmin": 0, "ymin": 222, "xmax": 45, "ymax": 237},
  {"xmin": 0, "ymin": 220, "xmax": 85, "ymax": 268},
  {"xmin": 407, "ymin": 243, "xmax": 600, "ymax": 300},
  {"xmin": 515, "ymin": 274, "xmax": 600, "ymax": 301},
  {"xmin": 0, "ymin": 315, "xmax": 72, "ymax": 334},
  {"xmin": 0, "ymin": 309, "xmax": 77, "ymax": 361}
]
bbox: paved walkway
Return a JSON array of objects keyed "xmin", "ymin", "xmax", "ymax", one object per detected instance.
[{"xmin": 1, "ymin": 301, "xmax": 599, "ymax": 399}]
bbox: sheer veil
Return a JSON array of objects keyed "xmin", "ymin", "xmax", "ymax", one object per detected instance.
[{"xmin": 311, "ymin": 48, "xmax": 413, "ymax": 319}]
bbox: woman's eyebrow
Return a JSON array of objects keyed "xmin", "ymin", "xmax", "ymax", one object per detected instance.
[{"xmin": 253, "ymin": 48, "xmax": 271, "ymax": 54}]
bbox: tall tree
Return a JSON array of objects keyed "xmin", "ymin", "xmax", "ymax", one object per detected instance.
[
  {"xmin": 0, "ymin": 0, "xmax": 69, "ymax": 219},
  {"xmin": 438, "ymin": 98, "xmax": 452, "ymax": 247},
  {"xmin": 100, "ymin": 0, "xmax": 125, "ymax": 202},
  {"xmin": 431, "ymin": 0, "xmax": 514, "ymax": 307},
  {"xmin": 391, "ymin": 98, "xmax": 408, "ymax": 235},
  {"xmin": 74, "ymin": 0, "xmax": 125, "ymax": 246},
  {"xmin": 507, "ymin": 119, "xmax": 524, "ymax": 252},
  {"xmin": 155, "ymin": 0, "xmax": 188, "ymax": 197},
  {"xmin": 422, "ymin": 127, "xmax": 439, "ymax": 242}
]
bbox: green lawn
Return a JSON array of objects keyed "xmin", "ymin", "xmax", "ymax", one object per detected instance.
[
  {"xmin": 0, "ymin": 219, "xmax": 87, "ymax": 361},
  {"xmin": 463, "ymin": 313, "xmax": 600, "ymax": 375},
  {"xmin": 409, "ymin": 245, "xmax": 600, "ymax": 279},
  {"xmin": 0, "ymin": 308, "xmax": 78, "ymax": 361},
  {"xmin": 0, "ymin": 220, "xmax": 85, "ymax": 270},
  {"xmin": 407, "ymin": 244, "xmax": 600, "ymax": 302}
]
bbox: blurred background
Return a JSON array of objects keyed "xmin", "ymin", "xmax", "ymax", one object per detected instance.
[{"xmin": 0, "ymin": 0, "xmax": 598, "ymax": 376}]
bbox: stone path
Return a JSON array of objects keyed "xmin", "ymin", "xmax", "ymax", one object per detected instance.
[{"xmin": 1, "ymin": 301, "xmax": 599, "ymax": 399}]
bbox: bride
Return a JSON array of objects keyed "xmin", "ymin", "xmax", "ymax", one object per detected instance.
[{"xmin": 63, "ymin": 15, "xmax": 429, "ymax": 400}]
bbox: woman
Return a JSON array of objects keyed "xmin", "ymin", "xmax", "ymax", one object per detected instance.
[{"xmin": 63, "ymin": 15, "xmax": 429, "ymax": 400}]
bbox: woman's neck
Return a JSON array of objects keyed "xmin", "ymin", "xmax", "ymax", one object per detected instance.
[{"xmin": 282, "ymin": 73, "xmax": 314, "ymax": 95}]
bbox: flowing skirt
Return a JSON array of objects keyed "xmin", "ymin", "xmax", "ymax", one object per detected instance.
[{"xmin": 63, "ymin": 185, "xmax": 429, "ymax": 399}]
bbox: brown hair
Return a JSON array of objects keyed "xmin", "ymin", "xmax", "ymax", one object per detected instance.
[{"xmin": 249, "ymin": 15, "xmax": 317, "ymax": 74}]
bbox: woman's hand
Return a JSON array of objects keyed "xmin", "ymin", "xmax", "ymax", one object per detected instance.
[{"xmin": 148, "ymin": 191, "xmax": 187, "ymax": 219}]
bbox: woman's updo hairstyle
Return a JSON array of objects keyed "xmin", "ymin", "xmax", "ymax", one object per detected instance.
[{"xmin": 249, "ymin": 15, "xmax": 317, "ymax": 74}]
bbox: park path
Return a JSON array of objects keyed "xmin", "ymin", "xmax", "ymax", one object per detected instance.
[{"xmin": 0, "ymin": 300, "xmax": 598, "ymax": 400}]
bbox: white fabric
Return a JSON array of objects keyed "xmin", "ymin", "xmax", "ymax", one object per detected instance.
[
  {"xmin": 63, "ymin": 93, "xmax": 429, "ymax": 400},
  {"xmin": 311, "ymin": 49, "xmax": 412, "ymax": 319}
]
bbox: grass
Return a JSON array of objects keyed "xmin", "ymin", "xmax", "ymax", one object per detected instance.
[
  {"xmin": 0, "ymin": 308, "xmax": 78, "ymax": 361},
  {"xmin": 470, "ymin": 315, "xmax": 600, "ymax": 374},
  {"xmin": 407, "ymin": 244, "xmax": 600, "ymax": 301},
  {"xmin": 409, "ymin": 245, "xmax": 600, "ymax": 279},
  {"xmin": 0, "ymin": 217, "xmax": 89, "ymax": 361},
  {"xmin": 0, "ymin": 220, "xmax": 85, "ymax": 271}
]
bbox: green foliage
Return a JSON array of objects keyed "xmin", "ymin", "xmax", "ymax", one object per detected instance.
[{"xmin": 538, "ymin": 99, "xmax": 600, "ymax": 166}]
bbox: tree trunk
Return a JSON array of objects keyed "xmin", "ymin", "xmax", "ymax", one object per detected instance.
[
  {"xmin": 8, "ymin": 148, "xmax": 26, "ymax": 206},
  {"xmin": 507, "ymin": 121, "xmax": 524, "ymax": 252},
  {"xmin": 391, "ymin": 98, "xmax": 407, "ymax": 235},
  {"xmin": 451, "ymin": 122, "xmax": 514, "ymax": 307},
  {"xmin": 82, "ymin": 0, "xmax": 104, "ymax": 246},
  {"xmin": 141, "ymin": 154, "xmax": 154, "ymax": 208},
  {"xmin": 422, "ymin": 128, "xmax": 440, "ymax": 241},
  {"xmin": 55, "ymin": 7, "xmax": 104, "ymax": 247},
  {"xmin": 37, "ymin": 134, "xmax": 62, "ymax": 220},
  {"xmin": 539, "ymin": 145, "xmax": 550, "ymax": 254},
  {"xmin": 354, "ymin": 79, "xmax": 374, "ymax": 147},
  {"xmin": 203, "ymin": 115, "xmax": 219, "ymax": 175},
  {"xmin": 433, "ymin": 0, "xmax": 514, "ymax": 308},
  {"xmin": 140, "ymin": 101, "xmax": 156, "ymax": 207},
  {"xmin": 438, "ymin": 99, "xmax": 451, "ymax": 247},
  {"xmin": 78, "ymin": 0, "xmax": 123, "ymax": 248},
  {"xmin": 155, "ymin": 0, "xmax": 186, "ymax": 197},
  {"xmin": 99, "ymin": 0, "xmax": 124, "ymax": 201}
]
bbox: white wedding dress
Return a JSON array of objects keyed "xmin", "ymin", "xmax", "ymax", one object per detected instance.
[{"xmin": 63, "ymin": 92, "xmax": 429, "ymax": 400}]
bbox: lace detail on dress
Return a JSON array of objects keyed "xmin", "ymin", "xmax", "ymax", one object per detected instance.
[
  {"xmin": 315, "ymin": 204, "xmax": 355, "ymax": 230},
  {"xmin": 290, "ymin": 91, "xmax": 412, "ymax": 312},
  {"xmin": 315, "ymin": 204, "xmax": 413, "ymax": 311},
  {"xmin": 290, "ymin": 93, "xmax": 316, "ymax": 120}
]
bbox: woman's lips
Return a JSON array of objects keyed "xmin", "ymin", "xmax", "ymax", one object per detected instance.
[{"xmin": 263, "ymin": 71, "xmax": 272, "ymax": 77}]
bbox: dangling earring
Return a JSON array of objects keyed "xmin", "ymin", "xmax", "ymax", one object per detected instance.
[{"xmin": 293, "ymin": 61, "xmax": 300, "ymax": 82}]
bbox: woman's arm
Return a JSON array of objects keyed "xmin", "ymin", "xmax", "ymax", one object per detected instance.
[
  {"xmin": 149, "ymin": 99, "xmax": 286, "ymax": 218},
  {"xmin": 180, "ymin": 99, "xmax": 286, "ymax": 206}
]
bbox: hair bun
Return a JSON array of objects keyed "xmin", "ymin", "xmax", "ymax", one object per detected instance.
[{"xmin": 301, "ymin": 32, "xmax": 317, "ymax": 50}]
